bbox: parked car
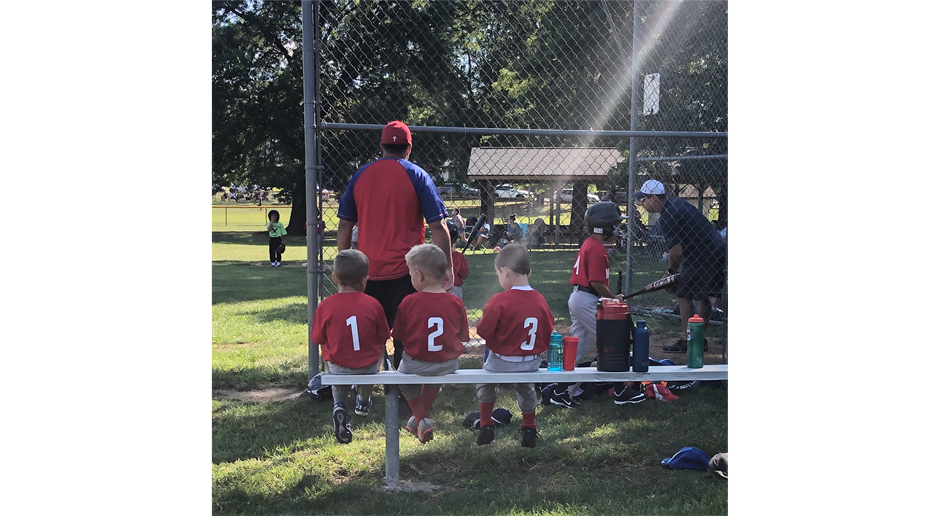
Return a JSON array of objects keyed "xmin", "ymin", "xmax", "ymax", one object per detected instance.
[
  {"xmin": 495, "ymin": 184, "xmax": 531, "ymax": 199},
  {"xmin": 438, "ymin": 182, "xmax": 480, "ymax": 198},
  {"xmin": 554, "ymin": 188, "xmax": 600, "ymax": 203}
]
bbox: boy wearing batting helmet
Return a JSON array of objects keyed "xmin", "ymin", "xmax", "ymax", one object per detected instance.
[{"xmin": 543, "ymin": 202, "xmax": 624, "ymax": 408}]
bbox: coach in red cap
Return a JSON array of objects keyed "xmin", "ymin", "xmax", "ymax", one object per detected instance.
[{"xmin": 337, "ymin": 121, "xmax": 454, "ymax": 369}]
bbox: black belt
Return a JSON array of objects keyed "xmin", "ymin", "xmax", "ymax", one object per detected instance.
[{"xmin": 576, "ymin": 285, "xmax": 600, "ymax": 297}]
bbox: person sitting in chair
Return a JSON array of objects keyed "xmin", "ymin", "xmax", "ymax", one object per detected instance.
[{"xmin": 505, "ymin": 214, "xmax": 524, "ymax": 244}]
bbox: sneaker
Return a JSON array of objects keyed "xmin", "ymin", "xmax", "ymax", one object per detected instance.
[
  {"xmin": 662, "ymin": 339, "xmax": 687, "ymax": 353},
  {"xmin": 663, "ymin": 339, "xmax": 709, "ymax": 353},
  {"xmin": 405, "ymin": 416, "xmax": 419, "ymax": 437},
  {"xmin": 477, "ymin": 424, "xmax": 495, "ymax": 446},
  {"xmin": 544, "ymin": 387, "xmax": 575, "ymax": 409},
  {"xmin": 332, "ymin": 403, "xmax": 352, "ymax": 444},
  {"xmin": 520, "ymin": 427, "xmax": 537, "ymax": 448},
  {"xmin": 645, "ymin": 383, "xmax": 679, "ymax": 402},
  {"xmin": 613, "ymin": 383, "xmax": 646, "ymax": 405},
  {"xmin": 271, "ymin": 262, "xmax": 277, "ymax": 267},
  {"xmin": 275, "ymin": 261, "xmax": 281, "ymax": 267},
  {"xmin": 417, "ymin": 417, "xmax": 434, "ymax": 444},
  {"xmin": 666, "ymin": 380, "xmax": 701, "ymax": 391},
  {"xmin": 355, "ymin": 395, "xmax": 372, "ymax": 416}
]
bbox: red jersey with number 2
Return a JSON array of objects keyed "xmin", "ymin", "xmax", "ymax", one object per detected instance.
[
  {"xmin": 392, "ymin": 291, "xmax": 469, "ymax": 362},
  {"xmin": 311, "ymin": 292, "xmax": 390, "ymax": 369},
  {"xmin": 477, "ymin": 287, "xmax": 554, "ymax": 356}
]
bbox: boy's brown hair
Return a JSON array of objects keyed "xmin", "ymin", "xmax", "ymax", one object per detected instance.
[
  {"xmin": 333, "ymin": 249, "xmax": 370, "ymax": 287},
  {"xmin": 405, "ymin": 243, "xmax": 447, "ymax": 280},
  {"xmin": 494, "ymin": 243, "xmax": 530, "ymax": 276}
]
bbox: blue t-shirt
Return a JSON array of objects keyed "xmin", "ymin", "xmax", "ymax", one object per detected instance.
[{"xmin": 659, "ymin": 198, "xmax": 726, "ymax": 268}]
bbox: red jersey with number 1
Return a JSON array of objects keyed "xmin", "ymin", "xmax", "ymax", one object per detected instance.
[
  {"xmin": 477, "ymin": 287, "xmax": 554, "ymax": 356},
  {"xmin": 392, "ymin": 291, "xmax": 469, "ymax": 362},
  {"xmin": 569, "ymin": 236, "xmax": 609, "ymax": 288},
  {"xmin": 311, "ymin": 292, "xmax": 390, "ymax": 369}
]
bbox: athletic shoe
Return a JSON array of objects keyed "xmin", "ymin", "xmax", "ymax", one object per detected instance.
[
  {"xmin": 477, "ymin": 424, "xmax": 495, "ymax": 446},
  {"xmin": 271, "ymin": 262, "xmax": 277, "ymax": 267},
  {"xmin": 666, "ymin": 380, "xmax": 700, "ymax": 391},
  {"xmin": 417, "ymin": 418, "xmax": 434, "ymax": 444},
  {"xmin": 354, "ymin": 395, "xmax": 372, "ymax": 416},
  {"xmin": 405, "ymin": 416, "xmax": 419, "ymax": 437},
  {"xmin": 662, "ymin": 339, "xmax": 687, "ymax": 353},
  {"xmin": 612, "ymin": 383, "xmax": 646, "ymax": 405},
  {"xmin": 520, "ymin": 427, "xmax": 538, "ymax": 449},
  {"xmin": 645, "ymin": 383, "xmax": 679, "ymax": 402},
  {"xmin": 275, "ymin": 262, "xmax": 281, "ymax": 267},
  {"xmin": 543, "ymin": 386, "xmax": 575, "ymax": 409},
  {"xmin": 332, "ymin": 403, "xmax": 352, "ymax": 444},
  {"xmin": 662, "ymin": 339, "xmax": 709, "ymax": 353}
]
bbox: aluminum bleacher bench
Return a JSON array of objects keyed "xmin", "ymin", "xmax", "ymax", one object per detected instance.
[{"xmin": 321, "ymin": 365, "xmax": 728, "ymax": 487}]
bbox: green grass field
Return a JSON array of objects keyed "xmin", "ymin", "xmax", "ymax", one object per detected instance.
[{"xmin": 212, "ymin": 227, "xmax": 728, "ymax": 514}]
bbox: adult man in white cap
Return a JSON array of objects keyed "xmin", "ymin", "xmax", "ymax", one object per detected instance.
[{"xmin": 634, "ymin": 179, "xmax": 726, "ymax": 353}]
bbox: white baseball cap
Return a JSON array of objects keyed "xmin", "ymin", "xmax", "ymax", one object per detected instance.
[{"xmin": 633, "ymin": 179, "xmax": 666, "ymax": 200}]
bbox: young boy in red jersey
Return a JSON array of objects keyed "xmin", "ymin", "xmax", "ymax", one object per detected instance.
[
  {"xmin": 543, "ymin": 202, "xmax": 625, "ymax": 408},
  {"xmin": 311, "ymin": 249, "xmax": 390, "ymax": 444},
  {"xmin": 393, "ymin": 244, "xmax": 470, "ymax": 443},
  {"xmin": 474, "ymin": 244, "xmax": 554, "ymax": 448}
]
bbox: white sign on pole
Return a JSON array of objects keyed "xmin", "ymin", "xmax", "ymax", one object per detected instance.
[{"xmin": 644, "ymin": 73, "xmax": 660, "ymax": 115}]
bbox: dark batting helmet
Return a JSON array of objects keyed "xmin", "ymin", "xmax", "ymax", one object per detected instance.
[{"xmin": 585, "ymin": 201, "xmax": 625, "ymax": 237}]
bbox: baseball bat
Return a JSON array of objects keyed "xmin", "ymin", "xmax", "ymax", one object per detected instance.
[
  {"xmin": 461, "ymin": 213, "xmax": 488, "ymax": 254},
  {"xmin": 622, "ymin": 273, "xmax": 680, "ymax": 300}
]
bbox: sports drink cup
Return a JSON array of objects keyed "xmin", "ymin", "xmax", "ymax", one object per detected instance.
[{"xmin": 562, "ymin": 336, "xmax": 578, "ymax": 370}]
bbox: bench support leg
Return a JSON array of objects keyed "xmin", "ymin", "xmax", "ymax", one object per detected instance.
[{"xmin": 385, "ymin": 385, "xmax": 400, "ymax": 487}]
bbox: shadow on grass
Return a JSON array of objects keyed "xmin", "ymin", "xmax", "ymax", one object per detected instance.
[{"xmin": 213, "ymin": 262, "xmax": 311, "ymax": 304}]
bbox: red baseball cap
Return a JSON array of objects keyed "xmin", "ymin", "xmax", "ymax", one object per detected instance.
[{"xmin": 381, "ymin": 121, "xmax": 412, "ymax": 145}]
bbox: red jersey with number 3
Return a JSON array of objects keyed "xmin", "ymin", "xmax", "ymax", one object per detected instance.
[
  {"xmin": 392, "ymin": 291, "xmax": 469, "ymax": 362},
  {"xmin": 569, "ymin": 236, "xmax": 609, "ymax": 288},
  {"xmin": 477, "ymin": 287, "xmax": 554, "ymax": 356},
  {"xmin": 311, "ymin": 292, "xmax": 390, "ymax": 369}
]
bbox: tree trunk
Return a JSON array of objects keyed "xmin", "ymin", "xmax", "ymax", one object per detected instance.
[{"xmin": 286, "ymin": 184, "xmax": 307, "ymax": 236}]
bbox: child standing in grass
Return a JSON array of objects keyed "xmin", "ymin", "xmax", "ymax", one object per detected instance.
[
  {"xmin": 393, "ymin": 244, "xmax": 469, "ymax": 444},
  {"xmin": 311, "ymin": 249, "xmax": 390, "ymax": 444},
  {"xmin": 473, "ymin": 244, "xmax": 554, "ymax": 448},
  {"xmin": 266, "ymin": 210, "xmax": 288, "ymax": 267}
]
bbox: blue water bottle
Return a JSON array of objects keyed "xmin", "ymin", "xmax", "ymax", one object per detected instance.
[
  {"xmin": 632, "ymin": 320, "xmax": 650, "ymax": 372},
  {"xmin": 548, "ymin": 331, "xmax": 563, "ymax": 371}
]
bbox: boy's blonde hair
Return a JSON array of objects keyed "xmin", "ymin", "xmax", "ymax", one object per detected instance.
[
  {"xmin": 333, "ymin": 249, "xmax": 370, "ymax": 286},
  {"xmin": 405, "ymin": 243, "xmax": 447, "ymax": 280},
  {"xmin": 494, "ymin": 243, "xmax": 530, "ymax": 276}
]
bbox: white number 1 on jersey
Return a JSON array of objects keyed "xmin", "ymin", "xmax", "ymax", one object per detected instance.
[{"xmin": 346, "ymin": 315, "xmax": 361, "ymax": 351}]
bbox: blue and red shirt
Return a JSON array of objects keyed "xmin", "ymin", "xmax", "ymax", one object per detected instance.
[{"xmin": 338, "ymin": 158, "xmax": 447, "ymax": 280}]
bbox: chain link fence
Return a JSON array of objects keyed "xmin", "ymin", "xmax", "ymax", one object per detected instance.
[{"xmin": 308, "ymin": 0, "xmax": 727, "ymax": 364}]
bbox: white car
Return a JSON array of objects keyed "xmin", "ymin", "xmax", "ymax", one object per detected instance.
[
  {"xmin": 554, "ymin": 188, "xmax": 600, "ymax": 203},
  {"xmin": 494, "ymin": 184, "xmax": 531, "ymax": 199}
]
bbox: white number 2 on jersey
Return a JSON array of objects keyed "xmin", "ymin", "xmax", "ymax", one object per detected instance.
[
  {"xmin": 427, "ymin": 317, "xmax": 444, "ymax": 352},
  {"xmin": 346, "ymin": 315, "xmax": 361, "ymax": 351},
  {"xmin": 520, "ymin": 317, "xmax": 538, "ymax": 350}
]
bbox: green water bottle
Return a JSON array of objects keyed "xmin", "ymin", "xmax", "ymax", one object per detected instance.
[
  {"xmin": 686, "ymin": 314, "xmax": 705, "ymax": 369},
  {"xmin": 548, "ymin": 331, "xmax": 563, "ymax": 371}
]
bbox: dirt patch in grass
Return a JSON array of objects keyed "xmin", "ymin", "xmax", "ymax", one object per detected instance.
[{"xmin": 213, "ymin": 384, "xmax": 305, "ymax": 403}]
